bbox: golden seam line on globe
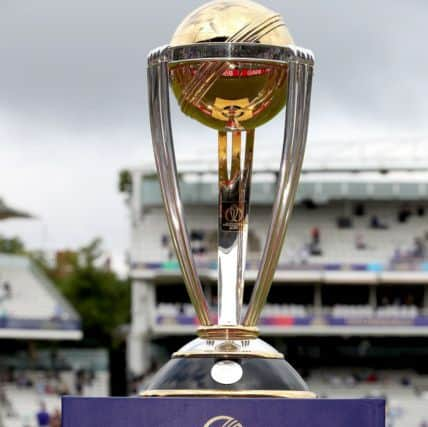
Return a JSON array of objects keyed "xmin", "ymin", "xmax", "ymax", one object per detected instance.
[
  {"xmin": 230, "ymin": 15, "xmax": 284, "ymax": 44},
  {"xmin": 197, "ymin": 325, "xmax": 259, "ymax": 340},
  {"xmin": 141, "ymin": 389, "xmax": 317, "ymax": 398},
  {"xmin": 239, "ymin": 15, "xmax": 284, "ymax": 43},
  {"xmin": 171, "ymin": 350, "xmax": 284, "ymax": 359}
]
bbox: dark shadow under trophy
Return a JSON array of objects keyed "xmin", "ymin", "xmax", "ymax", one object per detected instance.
[{"xmin": 144, "ymin": 0, "xmax": 315, "ymax": 398}]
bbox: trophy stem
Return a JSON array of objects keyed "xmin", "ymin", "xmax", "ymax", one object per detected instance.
[{"xmin": 217, "ymin": 129, "xmax": 254, "ymax": 326}]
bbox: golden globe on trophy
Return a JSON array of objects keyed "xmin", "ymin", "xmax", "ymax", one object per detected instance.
[{"xmin": 144, "ymin": 0, "xmax": 315, "ymax": 397}]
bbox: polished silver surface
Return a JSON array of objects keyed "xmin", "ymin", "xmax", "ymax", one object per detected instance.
[
  {"xmin": 147, "ymin": 46, "xmax": 211, "ymax": 326},
  {"xmin": 148, "ymin": 43, "xmax": 314, "ymax": 66},
  {"xmin": 217, "ymin": 130, "xmax": 254, "ymax": 326},
  {"xmin": 244, "ymin": 61, "xmax": 313, "ymax": 326},
  {"xmin": 211, "ymin": 360, "xmax": 243, "ymax": 385}
]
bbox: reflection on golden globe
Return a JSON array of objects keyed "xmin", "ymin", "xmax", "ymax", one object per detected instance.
[{"xmin": 169, "ymin": 0, "xmax": 293, "ymax": 130}]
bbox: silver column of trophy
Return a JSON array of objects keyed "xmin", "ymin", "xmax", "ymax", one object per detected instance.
[{"xmin": 144, "ymin": 0, "xmax": 315, "ymax": 398}]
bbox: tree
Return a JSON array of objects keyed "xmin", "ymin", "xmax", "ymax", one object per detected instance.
[
  {"xmin": 45, "ymin": 238, "xmax": 130, "ymax": 395},
  {"xmin": 51, "ymin": 238, "xmax": 130, "ymax": 346},
  {"xmin": 118, "ymin": 169, "xmax": 132, "ymax": 195},
  {"xmin": 2, "ymin": 235, "xmax": 130, "ymax": 394},
  {"xmin": 0, "ymin": 235, "xmax": 26, "ymax": 254}
]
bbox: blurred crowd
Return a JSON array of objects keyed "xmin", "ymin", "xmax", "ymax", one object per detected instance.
[
  {"xmin": 0, "ymin": 368, "xmax": 98, "ymax": 427},
  {"xmin": 0, "ymin": 280, "xmax": 12, "ymax": 325},
  {"xmin": 34, "ymin": 402, "xmax": 60, "ymax": 427}
]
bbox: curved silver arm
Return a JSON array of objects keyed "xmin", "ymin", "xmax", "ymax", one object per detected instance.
[
  {"xmin": 147, "ymin": 47, "xmax": 211, "ymax": 326},
  {"xmin": 244, "ymin": 61, "xmax": 313, "ymax": 326}
]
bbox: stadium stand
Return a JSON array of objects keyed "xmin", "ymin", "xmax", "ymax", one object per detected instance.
[
  {"xmin": 0, "ymin": 350, "xmax": 109, "ymax": 427},
  {"xmin": 308, "ymin": 370, "xmax": 428, "ymax": 427},
  {"xmin": 0, "ymin": 254, "xmax": 81, "ymax": 340},
  {"xmin": 0, "ymin": 251, "xmax": 90, "ymax": 425},
  {"xmin": 129, "ymin": 200, "xmax": 428, "ymax": 269},
  {"xmin": 125, "ymin": 142, "xmax": 428, "ymax": 426},
  {"xmin": 156, "ymin": 303, "xmax": 423, "ymax": 320},
  {"xmin": 1, "ymin": 372, "xmax": 108, "ymax": 427},
  {"xmin": 279, "ymin": 202, "xmax": 428, "ymax": 266}
]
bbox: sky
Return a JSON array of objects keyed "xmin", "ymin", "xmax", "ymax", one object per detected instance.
[{"xmin": 0, "ymin": 0, "xmax": 427, "ymax": 274}]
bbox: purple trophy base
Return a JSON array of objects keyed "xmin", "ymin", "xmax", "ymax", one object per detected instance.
[{"xmin": 62, "ymin": 396, "xmax": 385, "ymax": 427}]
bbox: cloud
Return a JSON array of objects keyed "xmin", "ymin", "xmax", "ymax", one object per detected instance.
[
  {"xmin": 0, "ymin": 0, "xmax": 427, "ymax": 264},
  {"xmin": 1, "ymin": 0, "xmax": 427, "ymax": 134}
]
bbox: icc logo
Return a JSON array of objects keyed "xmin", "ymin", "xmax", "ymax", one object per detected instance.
[
  {"xmin": 203, "ymin": 416, "xmax": 243, "ymax": 427},
  {"xmin": 224, "ymin": 204, "xmax": 244, "ymax": 223}
]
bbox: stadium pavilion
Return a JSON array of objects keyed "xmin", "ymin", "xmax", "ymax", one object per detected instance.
[
  {"xmin": 125, "ymin": 137, "xmax": 428, "ymax": 423},
  {"xmin": 0, "ymin": 198, "xmax": 81, "ymax": 342},
  {"xmin": 0, "ymin": 198, "xmax": 88, "ymax": 423}
]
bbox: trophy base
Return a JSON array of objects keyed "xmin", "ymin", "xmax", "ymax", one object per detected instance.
[{"xmin": 142, "ymin": 338, "xmax": 315, "ymax": 398}]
